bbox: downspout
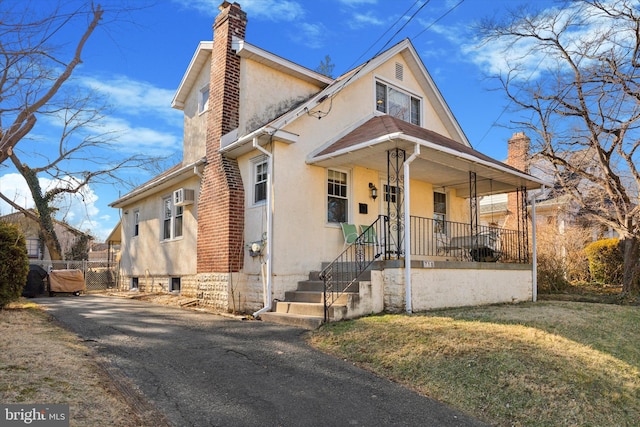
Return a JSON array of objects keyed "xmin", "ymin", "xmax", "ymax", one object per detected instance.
[
  {"xmin": 252, "ymin": 137, "xmax": 274, "ymax": 318},
  {"xmin": 530, "ymin": 189, "xmax": 540, "ymax": 302},
  {"xmin": 404, "ymin": 144, "xmax": 420, "ymax": 314}
]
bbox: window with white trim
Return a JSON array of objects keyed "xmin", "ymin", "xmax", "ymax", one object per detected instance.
[
  {"xmin": 253, "ymin": 157, "xmax": 268, "ymax": 204},
  {"xmin": 162, "ymin": 197, "xmax": 183, "ymax": 240},
  {"xmin": 376, "ymin": 81, "xmax": 421, "ymax": 125},
  {"xmin": 327, "ymin": 169, "xmax": 348, "ymax": 223},
  {"xmin": 198, "ymin": 85, "xmax": 209, "ymax": 114},
  {"xmin": 26, "ymin": 238, "xmax": 40, "ymax": 259},
  {"xmin": 133, "ymin": 210, "xmax": 140, "ymax": 237},
  {"xmin": 434, "ymin": 192, "xmax": 447, "ymax": 234}
]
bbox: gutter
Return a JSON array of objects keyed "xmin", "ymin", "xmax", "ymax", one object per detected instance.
[
  {"xmin": 252, "ymin": 137, "xmax": 274, "ymax": 318},
  {"xmin": 404, "ymin": 144, "xmax": 420, "ymax": 314},
  {"xmin": 110, "ymin": 157, "xmax": 207, "ymax": 208}
]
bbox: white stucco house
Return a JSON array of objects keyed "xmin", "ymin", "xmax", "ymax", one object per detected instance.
[{"xmin": 110, "ymin": 1, "xmax": 546, "ymax": 327}]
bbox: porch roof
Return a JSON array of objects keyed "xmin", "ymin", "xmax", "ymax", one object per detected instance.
[{"xmin": 307, "ymin": 115, "xmax": 549, "ymax": 198}]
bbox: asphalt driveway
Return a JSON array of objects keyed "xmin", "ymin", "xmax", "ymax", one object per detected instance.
[{"xmin": 37, "ymin": 295, "xmax": 486, "ymax": 427}]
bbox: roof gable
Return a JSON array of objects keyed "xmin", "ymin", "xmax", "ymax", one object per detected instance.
[{"xmin": 267, "ymin": 39, "xmax": 469, "ymax": 146}]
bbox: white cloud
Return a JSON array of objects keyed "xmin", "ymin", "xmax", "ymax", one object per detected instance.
[
  {"xmin": 79, "ymin": 75, "xmax": 181, "ymax": 126},
  {"xmin": 460, "ymin": 2, "xmax": 638, "ymax": 81},
  {"xmin": 97, "ymin": 116, "xmax": 180, "ymax": 157},
  {"xmin": 0, "ymin": 173, "xmax": 111, "ymax": 241},
  {"xmin": 338, "ymin": 0, "xmax": 377, "ymax": 6},
  {"xmin": 291, "ymin": 22, "xmax": 328, "ymax": 50},
  {"xmin": 176, "ymin": 0, "xmax": 305, "ymax": 21},
  {"xmin": 349, "ymin": 12, "xmax": 385, "ymax": 29}
]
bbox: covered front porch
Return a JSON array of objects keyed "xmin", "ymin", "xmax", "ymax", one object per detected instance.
[{"xmin": 308, "ymin": 115, "xmax": 546, "ymax": 319}]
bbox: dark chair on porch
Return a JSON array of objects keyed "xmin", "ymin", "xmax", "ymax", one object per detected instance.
[{"xmin": 436, "ymin": 234, "xmax": 466, "ymax": 261}]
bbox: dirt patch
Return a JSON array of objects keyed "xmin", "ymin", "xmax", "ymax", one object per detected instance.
[
  {"xmin": 105, "ymin": 291, "xmax": 249, "ymax": 318},
  {"xmin": 0, "ymin": 301, "xmax": 171, "ymax": 427}
]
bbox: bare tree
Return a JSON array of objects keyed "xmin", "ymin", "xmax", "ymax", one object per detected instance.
[
  {"xmin": 480, "ymin": 0, "xmax": 640, "ymax": 294},
  {"xmin": 0, "ymin": 1, "xmax": 159, "ymax": 260}
]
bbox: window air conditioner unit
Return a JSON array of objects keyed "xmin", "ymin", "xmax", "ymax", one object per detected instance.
[{"xmin": 173, "ymin": 188, "xmax": 195, "ymax": 206}]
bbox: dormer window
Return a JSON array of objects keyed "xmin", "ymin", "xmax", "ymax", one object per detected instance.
[{"xmin": 376, "ymin": 81, "xmax": 421, "ymax": 126}]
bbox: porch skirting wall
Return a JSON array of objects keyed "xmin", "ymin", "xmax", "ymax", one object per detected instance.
[{"xmin": 379, "ymin": 262, "xmax": 533, "ymax": 313}]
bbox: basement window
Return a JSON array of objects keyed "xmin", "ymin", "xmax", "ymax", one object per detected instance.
[{"xmin": 171, "ymin": 277, "xmax": 181, "ymax": 293}]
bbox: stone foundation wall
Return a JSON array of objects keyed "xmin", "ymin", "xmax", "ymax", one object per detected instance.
[{"xmin": 195, "ymin": 272, "xmax": 231, "ymax": 312}]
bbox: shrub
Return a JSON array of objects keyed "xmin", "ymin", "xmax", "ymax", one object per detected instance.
[
  {"xmin": 537, "ymin": 253, "xmax": 570, "ymax": 293},
  {"xmin": 0, "ymin": 222, "xmax": 29, "ymax": 308},
  {"xmin": 535, "ymin": 222, "xmax": 590, "ymax": 292},
  {"xmin": 584, "ymin": 238, "xmax": 623, "ymax": 285}
]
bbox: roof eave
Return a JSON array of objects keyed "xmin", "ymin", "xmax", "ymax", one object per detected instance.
[
  {"xmin": 171, "ymin": 41, "xmax": 213, "ymax": 110},
  {"xmin": 110, "ymin": 158, "xmax": 206, "ymax": 208}
]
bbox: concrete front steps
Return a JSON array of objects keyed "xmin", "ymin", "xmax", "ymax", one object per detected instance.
[{"xmin": 259, "ymin": 267, "xmax": 371, "ymax": 330}]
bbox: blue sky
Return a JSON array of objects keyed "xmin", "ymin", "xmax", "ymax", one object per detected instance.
[{"xmin": 0, "ymin": 0, "xmax": 559, "ymax": 241}]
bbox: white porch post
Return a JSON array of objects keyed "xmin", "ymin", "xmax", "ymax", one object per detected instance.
[
  {"xmin": 531, "ymin": 194, "xmax": 538, "ymax": 302},
  {"xmin": 404, "ymin": 145, "xmax": 420, "ymax": 314}
]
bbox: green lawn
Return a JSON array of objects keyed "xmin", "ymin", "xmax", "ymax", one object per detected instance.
[{"xmin": 307, "ymin": 301, "xmax": 640, "ymax": 426}]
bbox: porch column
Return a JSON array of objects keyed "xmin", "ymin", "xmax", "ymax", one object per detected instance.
[
  {"xmin": 403, "ymin": 145, "xmax": 420, "ymax": 314},
  {"xmin": 469, "ymin": 171, "xmax": 478, "ymax": 237},
  {"xmin": 387, "ymin": 148, "xmax": 406, "ymax": 259},
  {"xmin": 517, "ymin": 186, "xmax": 529, "ymax": 263}
]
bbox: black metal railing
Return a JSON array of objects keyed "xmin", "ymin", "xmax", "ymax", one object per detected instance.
[
  {"xmin": 409, "ymin": 216, "xmax": 529, "ymax": 263},
  {"xmin": 319, "ymin": 215, "xmax": 387, "ymax": 322}
]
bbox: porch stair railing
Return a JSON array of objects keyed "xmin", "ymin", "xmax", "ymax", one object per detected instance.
[{"xmin": 319, "ymin": 215, "xmax": 387, "ymax": 322}]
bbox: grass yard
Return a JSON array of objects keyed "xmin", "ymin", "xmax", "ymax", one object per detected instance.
[{"xmin": 307, "ymin": 301, "xmax": 640, "ymax": 426}]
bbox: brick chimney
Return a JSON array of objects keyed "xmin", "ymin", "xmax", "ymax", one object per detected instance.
[
  {"xmin": 506, "ymin": 131, "xmax": 530, "ymax": 173},
  {"xmin": 197, "ymin": 1, "xmax": 247, "ymax": 274},
  {"xmin": 505, "ymin": 132, "xmax": 530, "ymax": 228}
]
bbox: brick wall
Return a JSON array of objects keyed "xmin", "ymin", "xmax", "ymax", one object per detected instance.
[
  {"xmin": 197, "ymin": 1, "xmax": 246, "ymax": 274},
  {"xmin": 505, "ymin": 132, "xmax": 530, "ymax": 229}
]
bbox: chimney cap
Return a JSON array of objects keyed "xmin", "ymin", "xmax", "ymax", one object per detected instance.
[{"xmin": 219, "ymin": 1, "xmax": 242, "ymax": 12}]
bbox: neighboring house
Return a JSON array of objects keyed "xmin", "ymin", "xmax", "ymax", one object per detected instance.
[
  {"xmin": 88, "ymin": 242, "xmax": 120, "ymax": 262},
  {"xmin": 111, "ymin": 2, "xmax": 546, "ymax": 326},
  {"xmin": 0, "ymin": 210, "xmax": 93, "ymax": 261},
  {"xmin": 480, "ymin": 132, "xmax": 617, "ymax": 240}
]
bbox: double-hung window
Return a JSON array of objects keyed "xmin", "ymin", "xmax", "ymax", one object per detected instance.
[
  {"xmin": 162, "ymin": 197, "xmax": 183, "ymax": 240},
  {"xmin": 253, "ymin": 157, "xmax": 268, "ymax": 204},
  {"xmin": 376, "ymin": 81, "xmax": 421, "ymax": 126},
  {"xmin": 26, "ymin": 238, "xmax": 40, "ymax": 259},
  {"xmin": 434, "ymin": 192, "xmax": 447, "ymax": 234},
  {"xmin": 133, "ymin": 210, "xmax": 140, "ymax": 237},
  {"xmin": 198, "ymin": 85, "xmax": 209, "ymax": 114},
  {"xmin": 327, "ymin": 169, "xmax": 348, "ymax": 223}
]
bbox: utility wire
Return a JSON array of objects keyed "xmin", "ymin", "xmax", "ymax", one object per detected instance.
[
  {"xmin": 345, "ymin": 0, "xmax": 424, "ymax": 72},
  {"xmin": 411, "ymin": 0, "xmax": 465, "ymax": 41}
]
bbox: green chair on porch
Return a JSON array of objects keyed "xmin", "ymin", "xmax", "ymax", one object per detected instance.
[
  {"xmin": 340, "ymin": 223, "xmax": 359, "ymax": 249},
  {"xmin": 359, "ymin": 224, "xmax": 378, "ymax": 245}
]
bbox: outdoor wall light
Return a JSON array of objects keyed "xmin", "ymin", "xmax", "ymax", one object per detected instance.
[{"xmin": 369, "ymin": 182, "xmax": 378, "ymax": 200}]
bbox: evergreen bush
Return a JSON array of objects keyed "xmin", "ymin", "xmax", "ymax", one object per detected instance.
[
  {"xmin": 0, "ymin": 222, "xmax": 29, "ymax": 308},
  {"xmin": 584, "ymin": 238, "xmax": 623, "ymax": 285}
]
